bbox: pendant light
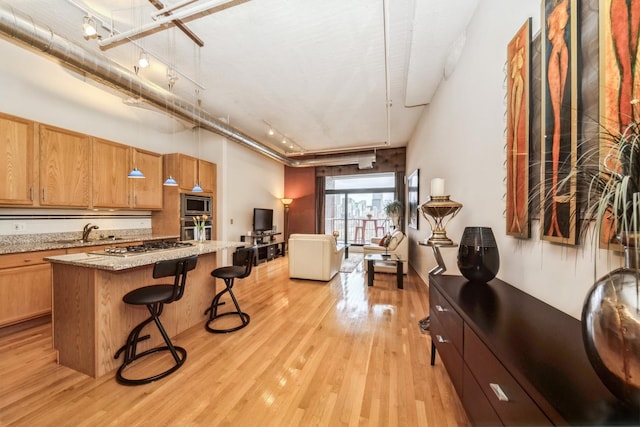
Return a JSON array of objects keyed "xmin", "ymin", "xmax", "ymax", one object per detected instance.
[
  {"xmin": 128, "ymin": 167, "xmax": 145, "ymax": 178},
  {"xmin": 128, "ymin": 43, "xmax": 145, "ymax": 180},
  {"xmin": 163, "ymin": 43, "xmax": 179, "ymax": 188},
  {"xmin": 191, "ymin": 84, "xmax": 203, "ymax": 193},
  {"xmin": 163, "ymin": 176, "xmax": 178, "ymax": 186}
]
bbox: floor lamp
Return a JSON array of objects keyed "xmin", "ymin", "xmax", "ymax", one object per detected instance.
[{"xmin": 281, "ymin": 198, "xmax": 293, "ymax": 244}]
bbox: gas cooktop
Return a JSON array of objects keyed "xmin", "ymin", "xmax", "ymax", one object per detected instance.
[{"xmin": 90, "ymin": 240, "xmax": 194, "ymax": 257}]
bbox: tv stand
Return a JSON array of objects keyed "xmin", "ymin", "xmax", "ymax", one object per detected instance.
[{"xmin": 240, "ymin": 232, "xmax": 285, "ymax": 265}]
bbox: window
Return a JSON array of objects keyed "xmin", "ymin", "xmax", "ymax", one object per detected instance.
[{"xmin": 325, "ymin": 173, "xmax": 396, "ymax": 245}]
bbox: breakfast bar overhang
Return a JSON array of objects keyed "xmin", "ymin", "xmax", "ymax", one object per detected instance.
[{"xmin": 45, "ymin": 241, "xmax": 244, "ymax": 378}]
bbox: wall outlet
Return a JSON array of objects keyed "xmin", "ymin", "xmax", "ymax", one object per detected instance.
[
  {"xmin": 13, "ymin": 222, "xmax": 26, "ymax": 232},
  {"xmin": 230, "ymin": 218, "xmax": 234, "ymax": 224}
]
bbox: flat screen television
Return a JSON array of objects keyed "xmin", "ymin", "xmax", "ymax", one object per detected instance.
[{"xmin": 253, "ymin": 208, "xmax": 274, "ymax": 233}]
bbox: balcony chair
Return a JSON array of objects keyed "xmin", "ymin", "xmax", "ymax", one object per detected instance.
[
  {"xmin": 363, "ymin": 229, "xmax": 409, "ymax": 274},
  {"xmin": 114, "ymin": 255, "xmax": 198, "ymax": 386}
]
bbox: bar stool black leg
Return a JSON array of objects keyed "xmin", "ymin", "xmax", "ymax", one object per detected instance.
[
  {"xmin": 114, "ymin": 302, "xmax": 187, "ymax": 385},
  {"xmin": 204, "ymin": 277, "xmax": 250, "ymax": 333},
  {"xmin": 430, "ymin": 341, "xmax": 437, "ymax": 366}
]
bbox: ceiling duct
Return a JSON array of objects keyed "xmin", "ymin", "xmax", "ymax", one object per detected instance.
[{"xmin": 0, "ymin": 2, "xmax": 370, "ymax": 168}]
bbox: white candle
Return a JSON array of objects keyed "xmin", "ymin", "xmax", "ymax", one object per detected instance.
[{"xmin": 431, "ymin": 178, "xmax": 445, "ymax": 196}]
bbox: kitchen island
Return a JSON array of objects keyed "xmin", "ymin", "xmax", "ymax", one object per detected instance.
[{"xmin": 45, "ymin": 240, "xmax": 244, "ymax": 378}]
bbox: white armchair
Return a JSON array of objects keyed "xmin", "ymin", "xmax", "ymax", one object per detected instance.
[
  {"xmin": 363, "ymin": 230, "xmax": 409, "ymax": 274},
  {"xmin": 288, "ymin": 234, "xmax": 345, "ymax": 281}
]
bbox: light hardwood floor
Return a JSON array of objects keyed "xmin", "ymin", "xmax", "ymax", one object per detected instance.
[{"xmin": 0, "ymin": 255, "xmax": 469, "ymax": 426}]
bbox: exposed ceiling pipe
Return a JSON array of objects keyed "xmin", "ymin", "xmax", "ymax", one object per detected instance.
[{"xmin": 0, "ymin": 2, "xmax": 374, "ymax": 168}]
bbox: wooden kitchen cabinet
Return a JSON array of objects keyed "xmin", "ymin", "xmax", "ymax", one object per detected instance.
[
  {"xmin": 39, "ymin": 124, "xmax": 91, "ymax": 207},
  {"xmin": 91, "ymin": 139, "xmax": 162, "ymax": 210},
  {"xmin": 0, "ymin": 113, "xmax": 36, "ymax": 206},
  {"xmin": 0, "ymin": 249, "xmax": 65, "ymax": 327},
  {"xmin": 92, "ymin": 138, "xmax": 131, "ymax": 209},
  {"xmin": 164, "ymin": 153, "xmax": 216, "ymax": 193},
  {"xmin": 197, "ymin": 159, "xmax": 216, "ymax": 193},
  {"xmin": 131, "ymin": 148, "xmax": 163, "ymax": 209}
]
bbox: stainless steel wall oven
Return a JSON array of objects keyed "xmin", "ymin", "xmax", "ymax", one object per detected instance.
[{"xmin": 180, "ymin": 194, "xmax": 213, "ymax": 241}]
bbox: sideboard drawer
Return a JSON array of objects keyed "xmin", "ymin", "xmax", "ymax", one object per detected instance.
[
  {"xmin": 430, "ymin": 285, "xmax": 463, "ymax": 354},
  {"xmin": 430, "ymin": 309, "xmax": 463, "ymax": 395},
  {"xmin": 463, "ymin": 364, "xmax": 504, "ymax": 426},
  {"xmin": 464, "ymin": 324, "xmax": 552, "ymax": 426}
]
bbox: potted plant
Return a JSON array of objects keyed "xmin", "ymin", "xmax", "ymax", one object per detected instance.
[
  {"xmin": 568, "ymin": 119, "xmax": 640, "ymax": 409},
  {"xmin": 384, "ymin": 200, "xmax": 403, "ymax": 229}
]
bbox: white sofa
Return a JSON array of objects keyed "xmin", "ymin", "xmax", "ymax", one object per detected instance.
[
  {"xmin": 363, "ymin": 230, "xmax": 409, "ymax": 274},
  {"xmin": 288, "ymin": 234, "xmax": 346, "ymax": 281}
]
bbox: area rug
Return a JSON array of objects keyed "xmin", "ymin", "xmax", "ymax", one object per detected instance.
[{"xmin": 340, "ymin": 253, "xmax": 363, "ymax": 273}]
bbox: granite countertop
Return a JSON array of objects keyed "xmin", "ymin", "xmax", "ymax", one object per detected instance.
[
  {"xmin": 0, "ymin": 234, "xmax": 179, "ymax": 255},
  {"xmin": 45, "ymin": 240, "xmax": 246, "ymax": 271}
]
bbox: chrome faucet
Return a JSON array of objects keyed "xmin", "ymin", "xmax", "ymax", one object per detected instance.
[{"xmin": 82, "ymin": 223, "xmax": 99, "ymax": 242}]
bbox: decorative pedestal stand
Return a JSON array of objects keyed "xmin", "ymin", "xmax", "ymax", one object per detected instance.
[
  {"xmin": 417, "ymin": 241, "xmax": 457, "ymax": 332},
  {"xmin": 417, "ymin": 192, "xmax": 462, "ymax": 333}
]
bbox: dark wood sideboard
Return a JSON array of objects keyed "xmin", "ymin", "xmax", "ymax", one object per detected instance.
[{"xmin": 429, "ymin": 274, "xmax": 639, "ymax": 426}]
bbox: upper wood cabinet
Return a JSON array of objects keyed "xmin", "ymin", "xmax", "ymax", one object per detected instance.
[
  {"xmin": 0, "ymin": 113, "xmax": 36, "ymax": 205},
  {"xmin": 164, "ymin": 153, "xmax": 216, "ymax": 193},
  {"xmin": 131, "ymin": 148, "xmax": 163, "ymax": 210},
  {"xmin": 92, "ymin": 139, "xmax": 163, "ymax": 210},
  {"xmin": 39, "ymin": 125, "xmax": 91, "ymax": 207},
  {"xmin": 92, "ymin": 138, "xmax": 131, "ymax": 209},
  {"xmin": 198, "ymin": 159, "xmax": 217, "ymax": 193}
]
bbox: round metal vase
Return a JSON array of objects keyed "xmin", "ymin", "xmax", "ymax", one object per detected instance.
[
  {"xmin": 457, "ymin": 226, "xmax": 500, "ymax": 283},
  {"xmin": 582, "ymin": 267, "xmax": 640, "ymax": 409}
]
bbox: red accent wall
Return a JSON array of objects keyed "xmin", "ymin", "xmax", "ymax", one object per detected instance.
[{"xmin": 284, "ymin": 166, "xmax": 316, "ymax": 238}]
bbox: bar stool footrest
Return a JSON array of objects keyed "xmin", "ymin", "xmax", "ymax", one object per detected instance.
[
  {"xmin": 115, "ymin": 345, "xmax": 187, "ymax": 386},
  {"xmin": 205, "ymin": 311, "xmax": 250, "ymax": 333}
]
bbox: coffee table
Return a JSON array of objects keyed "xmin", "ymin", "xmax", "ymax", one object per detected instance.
[{"xmin": 364, "ymin": 253, "xmax": 404, "ymax": 289}]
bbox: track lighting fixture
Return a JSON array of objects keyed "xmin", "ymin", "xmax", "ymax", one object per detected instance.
[
  {"xmin": 82, "ymin": 15, "xmax": 98, "ymax": 38},
  {"xmin": 262, "ymin": 120, "xmax": 303, "ymax": 153},
  {"xmin": 167, "ymin": 68, "xmax": 179, "ymax": 88},
  {"xmin": 138, "ymin": 51, "xmax": 149, "ymax": 68}
]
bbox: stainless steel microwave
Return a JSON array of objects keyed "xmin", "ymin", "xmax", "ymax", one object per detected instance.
[{"xmin": 181, "ymin": 194, "xmax": 213, "ymax": 218}]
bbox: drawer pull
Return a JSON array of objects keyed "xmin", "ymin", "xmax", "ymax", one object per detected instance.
[
  {"xmin": 489, "ymin": 383, "xmax": 509, "ymax": 402},
  {"xmin": 434, "ymin": 304, "xmax": 448, "ymax": 312},
  {"xmin": 436, "ymin": 334, "xmax": 449, "ymax": 343}
]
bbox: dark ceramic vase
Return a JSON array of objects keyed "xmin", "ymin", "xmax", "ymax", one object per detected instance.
[{"xmin": 457, "ymin": 226, "xmax": 500, "ymax": 283}]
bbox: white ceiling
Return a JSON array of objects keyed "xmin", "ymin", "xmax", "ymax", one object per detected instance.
[{"xmin": 4, "ymin": 0, "xmax": 478, "ymax": 157}]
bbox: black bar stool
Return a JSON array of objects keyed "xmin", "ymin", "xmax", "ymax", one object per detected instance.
[
  {"xmin": 114, "ymin": 255, "xmax": 198, "ymax": 385},
  {"xmin": 205, "ymin": 247, "xmax": 255, "ymax": 333}
]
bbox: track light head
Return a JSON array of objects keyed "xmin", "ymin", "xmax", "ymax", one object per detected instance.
[
  {"xmin": 138, "ymin": 51, "xmax": 149, "ymax": 68},
  {"xmin": 82, "ymin": 15, "xmax": 97, "ymax": 38}
]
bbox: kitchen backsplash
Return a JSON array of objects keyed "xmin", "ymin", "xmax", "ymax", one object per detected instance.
[{"xmin": 0, "ymin": 209, "xmax": 153, "ymax": 243}]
